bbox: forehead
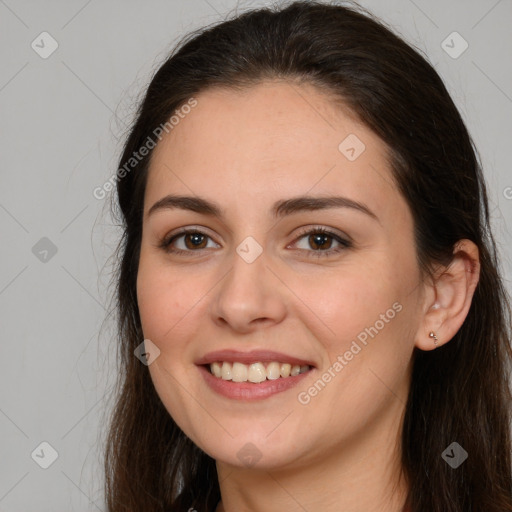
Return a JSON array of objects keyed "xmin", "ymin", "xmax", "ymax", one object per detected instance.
[
  {"xmin": 150, "ymin": 80, "xmax": 372, "ymax": 166},
  {"xmin": 145, "ymin": 80, "xmax": 400, "ymax": 220}
]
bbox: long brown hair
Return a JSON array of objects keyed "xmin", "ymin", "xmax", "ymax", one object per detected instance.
[{"xmin": 103, "ymin": 2, "xmax": 512, "ymax": 510}]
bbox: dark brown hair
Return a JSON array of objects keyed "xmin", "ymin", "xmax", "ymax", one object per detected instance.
[{"xmin": 104, "ymin": 1, "xmax": 512, "ymax": 510}]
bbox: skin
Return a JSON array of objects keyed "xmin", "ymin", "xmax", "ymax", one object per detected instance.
[{"xmin": 136, "ymin": 80, "xmax": 480, "ymax": 512}]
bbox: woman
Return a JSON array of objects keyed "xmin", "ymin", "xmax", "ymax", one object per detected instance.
[{"xmin": 103, "ymin": 1, "xmax": 512, "ymax": 511}]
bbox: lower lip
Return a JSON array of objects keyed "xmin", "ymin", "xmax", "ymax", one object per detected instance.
[{"xmin": 198, "ymin": 365, "xmax": 313, "ymax": 401}]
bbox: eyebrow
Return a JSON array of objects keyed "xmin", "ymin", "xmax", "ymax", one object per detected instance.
[{"xmin": 147, "ymin": 194, "xmax": 378, "ymax": 221}]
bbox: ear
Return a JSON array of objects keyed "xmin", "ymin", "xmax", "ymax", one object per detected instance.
[{"xmin": 415, "ymin": 239, "xmax": 480, "ymax": 351}]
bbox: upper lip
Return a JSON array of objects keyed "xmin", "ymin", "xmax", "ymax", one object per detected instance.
[{"xmin": 196, "ymin": 349, "xmax": 316, "ymax": 367}]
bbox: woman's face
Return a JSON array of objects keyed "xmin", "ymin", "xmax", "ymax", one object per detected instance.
[{"xmin": 137, "ymin": 80, "xmax": 425, "ymax": 470}]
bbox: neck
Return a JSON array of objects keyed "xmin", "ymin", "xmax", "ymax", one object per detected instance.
[{"xmin": 215, "ymin": 400, "xmax": 409, "ymax": 512}]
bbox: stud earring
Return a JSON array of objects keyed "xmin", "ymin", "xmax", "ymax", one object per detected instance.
[{"xmin": 429, "ymin": 331, "xmax": 439, "ymax": 348}]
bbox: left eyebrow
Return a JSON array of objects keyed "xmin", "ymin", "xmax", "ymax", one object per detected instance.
[
  {"xmin": 272, "ymin": 195, "xmax": 378, "ymax": 221},
  {"xmin": 147, "ymin": 194, "xmax": 379, "ymax": 222}
]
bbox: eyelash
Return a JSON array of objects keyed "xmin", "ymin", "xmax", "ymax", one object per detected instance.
[{"xmin": 158, "ymin": 226, "xmax": 352, "ymax": 259}]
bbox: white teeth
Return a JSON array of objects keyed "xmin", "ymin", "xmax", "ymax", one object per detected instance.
[
  {"xmin": 231, "ymin": 362, "xmax": 248, "ymax": 382},
  {"xmin": 221, "ymin": 361, "xmax": 232, "ymax": 380},
  {"xmin": 248, "ymin": 362, "xmax": 267, "ymax": 383},
  {"xmin": 208, "ymin": 361, "xmax": 311, "ymax": 382},
  {"xmin": 266, "ymin": 362, "xmax": 281, "ymax": 380},
  {"xmin": 211, "ymin": 361, "xmax": 222, "ymax": 378},
  {"xmin": 280, "ymin": 363, "xmax": 291, "ymax": 377}
]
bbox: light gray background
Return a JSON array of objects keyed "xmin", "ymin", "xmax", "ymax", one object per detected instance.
[{"xmin": 1, "ymin": 0, "xmax": 511, "ymax": 510}]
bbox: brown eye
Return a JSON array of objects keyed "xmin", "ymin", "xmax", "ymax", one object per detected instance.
[
  {"xmin": 159, "ymin": 228, "xmax": 219, "ymax": 255},
  {"xmin": 291, "ymin": 227, "xmax": 352, "ymax": 258},
  {"xmin": 183, "ymin": 232, "xmax": 208, "ymax": 250},
  {"xmin": 307, "ymin": 232, "xmax": 333, "ymax": 250}
]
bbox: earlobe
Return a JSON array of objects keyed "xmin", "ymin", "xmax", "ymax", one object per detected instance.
[
  {"xmin": 415, "ymin": 239, "xmax": 480, "ymax": 351},
  {"xmin": 428, "ymin": 330, "xmax": 439, "ymax": 348}
]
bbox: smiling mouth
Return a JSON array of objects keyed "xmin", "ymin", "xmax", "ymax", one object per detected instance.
[{"xmin": 208, "ymin": 361, "xmax": 312, "ymax": 383}]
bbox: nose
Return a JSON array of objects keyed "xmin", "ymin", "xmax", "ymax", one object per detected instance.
[{"xmin": 210, "ymin": 245, "xmax": 287, "ymax": 334}]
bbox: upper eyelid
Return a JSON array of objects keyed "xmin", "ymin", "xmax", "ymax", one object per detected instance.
[
  {"xmin": 292, "ymin": 225, "xmax": 352, "ymax": 243},
  {"xmin": 164, "ymin": 225, "xmax": 218, "ymax": 244}
]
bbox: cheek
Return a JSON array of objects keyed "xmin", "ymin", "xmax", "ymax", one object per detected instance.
[
  {"xmin": 292, "ymin": 259, "xmax": 403, "ymax": 349},
  {"xmin": 136, "ymin": 266, "xmax": 172, "ymax": 341},
  {"xmin": 136, "ymin": 258, "xmax": 207, "ymax": 435},
  {"xmin": 292, "ymin": 254, "xmax": 418, "ymax": 407},
  {"xmin": 137, "ymin": 250, "xmax": 199, "ymax": 339}
]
